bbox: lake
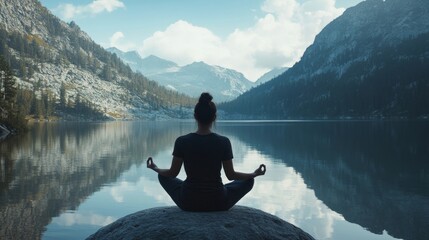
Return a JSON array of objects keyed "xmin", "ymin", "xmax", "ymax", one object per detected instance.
[{"xmin": 0, "ymin": 121, "xmax": 428, "ymax": 240}]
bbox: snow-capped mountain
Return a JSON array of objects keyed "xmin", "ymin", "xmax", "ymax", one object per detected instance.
[
  {"xmin": 221, "ymin": 0, "xmax": 429, "ymax": 119},
  {"xmin": 0, "ymin": 0, "xmax": 194, "ymax": 120},
  {"xmin": 256, "ymin": 67, "xmax": 289, "ymax": 85},
  {"xmin": 106, "ymin": 48, "xmax": 254, "ymax": 102},
  {"xmin": 107, "ymin": 48, "xmax": 179, "ymax": 76},
  {"xmin": 149, "ymin": 61, "xmax": 254, "ymax": 102}
]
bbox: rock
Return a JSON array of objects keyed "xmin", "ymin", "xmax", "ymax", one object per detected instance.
[
  {"xmin": 0, "ymin": 123, "xmax": 12, "ymax": 140},
  {"xmin": 86, "ymin": 205, "xmax": 315, "ymax": 240}
]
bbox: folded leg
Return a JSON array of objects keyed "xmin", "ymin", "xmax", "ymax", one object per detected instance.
[{"xmin": 224, "ymin": 178, "xmax": 254, "ymax": 210}]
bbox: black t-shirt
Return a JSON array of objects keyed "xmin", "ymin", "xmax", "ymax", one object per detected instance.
[{"xmin": 173, "ymin": 132, "xmax": 233, "ymax": 196}]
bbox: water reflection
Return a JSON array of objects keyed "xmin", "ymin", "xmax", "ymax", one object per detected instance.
[
  {"xmin": 221, "ymin": 121, "xmax": 429, "ymax": 240},
  {"xmin": 0, "ymin": 121, "xmax": 191, "ymax": 240},
  {"xmin": 0, "ymin": 121, "xmax": 428, "ymax": 240}
]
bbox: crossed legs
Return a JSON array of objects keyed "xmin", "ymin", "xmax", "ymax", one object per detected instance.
[{"xmin": 158, "ymin": 174, "xmax": 254, "ymax": 211}]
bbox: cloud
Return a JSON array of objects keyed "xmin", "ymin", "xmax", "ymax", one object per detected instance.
[
  {"xmin": 138, "ymin": 0, "xmax": 345, "ymax": 81},
  {"xmin": 225, "ymin": 0, "xmax": 344, "ymax": 79},
  {"xmin": 55, "ymin": 0, "xmax": 125, "ymax": 20},
  {"xmin": 139, "ymin": 20, "xmax": 228, "ymax": 67},
  {"xmin": 53, "ymin": 212, "xmax": 116, "ymax": 226},
  {"xmin": 109, "ymin": 31, "xmax": 136, "ymax": 52},
  {"xmin": 110, "ymin": 180, "xmax": 136, "ymax": 203}
]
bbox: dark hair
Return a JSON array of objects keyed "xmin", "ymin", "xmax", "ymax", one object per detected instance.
[{"xmin": 194, "ymin": 92, "xmax": 216, "ymax": 125}]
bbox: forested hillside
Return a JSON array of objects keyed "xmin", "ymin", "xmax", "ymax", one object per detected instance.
[{"xmin": 0, "ymin": 0, "xmax": 195, "ymax": 121}]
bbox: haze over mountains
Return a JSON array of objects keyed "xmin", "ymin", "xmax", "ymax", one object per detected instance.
[
  {"xmin": 255, "ymin": 67, "xmax": 289, "ymax": 85},
  {"xmin": 221, "ymin": 0, "xmax": 429, "ymax": 119},
  {"xmin": 107, "ymin": 47, "xmax": 265, "ymax": 102}
]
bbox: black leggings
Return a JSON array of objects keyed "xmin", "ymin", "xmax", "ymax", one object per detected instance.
[{"xmin": 158, "ymin": 174, "xmax": 254, "ymax": 211}]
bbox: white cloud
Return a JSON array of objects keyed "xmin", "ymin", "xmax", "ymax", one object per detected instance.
[
  {"xmin": 109, "ymin": 31, "xmax": 136, "ymax": 52},
  {"xmin": 137, "ymin": 0, "xmax": 344, "ymax": 81},
  {"xmin": 139, "ymin": 20, "xmax": 229, "ymax": 67},
  {"xmin": 225, "ymin": 0, "xmax": 344, "ymax": 79},
  {"xmin": 110, "ymin": 180, "xmax": 136, "ymax": 203},
  {"xmin": 54, "ymin": 212, "xmax": 116, "ymax": 226},
  {"xmin": 56, "ymin": 0, "xmax": 125, "ymax": 20}
]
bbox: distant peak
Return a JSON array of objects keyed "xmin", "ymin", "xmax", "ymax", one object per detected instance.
[
  {"xmin": 144, "ymin": 55, "xmax": 163, "ymax": 60},
  {"xmin": 125, "ymin": 50, "xmax": 141, "ymax": 57},
  {"xmin": 188, "ymin": 61, "xmax": 209, "ymax": 67},
  {"xmin": 140, "ymin": 55, "xmax": 178, "ymax": 67},
  {"xmin": 106, "ymin": 47, "xmax": 121, "ymax": 52}
]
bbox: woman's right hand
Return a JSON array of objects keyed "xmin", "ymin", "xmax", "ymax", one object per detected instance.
[
  {"xmin": 254, "ymin": 164, "xmax": 266, "ymax": 177},
  {"xmin": 147, "ymin": 157, "xmax": 158, "ymax": 171}
]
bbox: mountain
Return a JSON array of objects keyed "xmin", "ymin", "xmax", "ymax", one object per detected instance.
[
  {"xmin": 256, "ymin": 67, "xmax": 289, "ymax": 85},
  {"xmin": 140, "ymin": 55, "xmax": 179, "ymax": 75},
  {"xmin": 106, "ymin": 48, "xmax": 179, "ymax": 75},
  {"xmin": 0, "ymin": 0, "xmax": 194, "ymax": 120},
  {"xmin": 106, "ymin": 47, "xmax": 143, "ymax": 70},
  {"xmin": 106, "ymin": 48, "xmax": 254, "ymax": 102},
  {"xmin": 220, "ymin": 0, "xmax": 429, "ymax": 119},
  {"xmin": 149, "ymin": 61, "xmax": 254, "ymax": 102}
]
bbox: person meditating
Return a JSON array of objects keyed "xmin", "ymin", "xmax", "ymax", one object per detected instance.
[{"xmin": 147, "ymin": 92, "xmax": 266, "ymax": 211}]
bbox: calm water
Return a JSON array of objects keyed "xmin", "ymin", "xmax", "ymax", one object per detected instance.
[{"xmin": 0, "ymin": 121, "xmax": 428, "ymax": 240}]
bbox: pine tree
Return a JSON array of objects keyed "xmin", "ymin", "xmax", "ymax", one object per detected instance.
[
  {"xmin": 59, "ymin": 82, "xmax": 67, "ymax": 109},
  {"xmin": 0, "ymin": 55, "xmax": 16, "ymax": 114},
  {"xmin": 0, "ymin": 55, "xmax": 27, "ymax": 130},
  {"xmin": 16, "ymin": 88, "xmax": 33, "ymax": 117},
  {"xmin": 36, "ymin": 94, "xmax": 45, "ymax": 120}
]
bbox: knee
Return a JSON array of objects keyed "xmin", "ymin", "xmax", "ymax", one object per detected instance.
[
  {"xmin": 245, "ymin": 178, "xmax": 255, "ymax": 191},
  {"xmin": 158, "ymin": 174, "xmax": 168, "ymax": 184}
]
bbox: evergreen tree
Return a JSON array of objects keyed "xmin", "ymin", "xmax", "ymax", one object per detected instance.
[
  {"xmin": 0, "ymin": 55, "xmax": 26, "ymax": 130},
  {"xmin": 42, "ymin": 90, "xmax": 55, "ymax": 119},
  {"xmin": 16, "ymin": 88, "xmax": 33, "ymax": 117},
  {"xmin": 59, "ymin": 82, "xmax": 67, "ymax": 109},
  {"xmin": 36, "ymin": 94, "xmax": 45, "ymax": 120},
  {"xmin": 0, "ymin": 55, "xmax": 16, "ymax": 114}
]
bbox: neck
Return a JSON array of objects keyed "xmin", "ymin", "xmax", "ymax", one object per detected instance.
[{"xmin": 196, "ymin": 124, "xmax": 212, "ymax": 135}]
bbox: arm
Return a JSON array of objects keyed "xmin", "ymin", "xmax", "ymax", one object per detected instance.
[
  {"xmin": 222, "ymin": 159, "xmax": 266, "ymax": 181},
  {"xmin": 147, "ymin": 156, "xmax": 183, "ymax": 178}
]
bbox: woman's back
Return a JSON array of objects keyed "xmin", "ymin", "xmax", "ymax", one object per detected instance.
[{"xmin": 174, "ymin": 133, "xmax": 232, "ymax": 198}]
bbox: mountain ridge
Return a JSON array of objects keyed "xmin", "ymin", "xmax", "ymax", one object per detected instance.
[
  {"xmin": 106, "ymin": 48, "xmax": 255, "ymax": 102},
  {"xmin": 220, "ymin": 0, "xmax": 429, "ymax": 119},
  {"xmin": 255, "ymin": 67, "xmax": 289, "ymax": 85}
]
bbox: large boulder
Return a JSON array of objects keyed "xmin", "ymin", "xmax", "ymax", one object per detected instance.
[{"xmin": 86, "ymin": 205, "xmax": 315, "ymax": 240}]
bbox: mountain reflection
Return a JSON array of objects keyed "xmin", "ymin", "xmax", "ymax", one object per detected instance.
[
  {"xmin": 1, "ymin": 121, "xmax": 428, "ymax": 240},
  {"xmin": 221, "ymin": 121, "xmax": 429, "ymax": 240},
  {"xmin": 0, "ymin": 121, "xmax": 186, "ymax": 240}
]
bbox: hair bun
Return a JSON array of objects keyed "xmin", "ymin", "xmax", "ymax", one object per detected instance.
[{"xmin": 198, "ymin": 92, "xmax": 213, "ymax": 104}]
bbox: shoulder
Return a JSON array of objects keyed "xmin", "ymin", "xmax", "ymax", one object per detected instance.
[
  {"xmin": 212, "ymin": 133, "xmax": 231, "ymax": 144},
  {"xmin": 175, "ymin": 133, "xmax": 193, "ymax": 143}
]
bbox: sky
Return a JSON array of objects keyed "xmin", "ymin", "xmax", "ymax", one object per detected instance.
[{"xmin": 39, "ymin": 0, "xmax": 364, "ymax": 81}]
